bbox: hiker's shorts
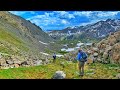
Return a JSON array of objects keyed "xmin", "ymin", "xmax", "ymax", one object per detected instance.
[{"xmin": 79, "ymin": 61, "xmax": 85, "ymax": 67}]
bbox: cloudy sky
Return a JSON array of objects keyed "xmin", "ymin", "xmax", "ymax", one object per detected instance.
[{"xmin": 9, "ymin": 11, "xmax": 120, "ymax": 31}]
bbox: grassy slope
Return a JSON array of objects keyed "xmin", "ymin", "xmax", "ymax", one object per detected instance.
[
  {"xmin": 0, "ymin": 58, "xmax": 119, "ymax": 79},
  {"xmin": 0, "ymin": 27, "xmax": 29, "ymax": 55}
]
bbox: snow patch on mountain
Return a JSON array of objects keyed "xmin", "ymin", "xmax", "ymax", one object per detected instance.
[{"xmin": 39, "ymin": 41, "xmax": 48, "ymax": 45}]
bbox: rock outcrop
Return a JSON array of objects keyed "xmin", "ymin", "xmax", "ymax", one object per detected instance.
[
  {"xmin": 0, "ymin": 54, "xmax": 51, "ymax": 69},
  {"xmin": 52, "ymin": 71, "xmax": 66, "ymax": 79},
  {"xmin": 96, "ymin": 30, "xmax": 120, "ymax": 64}
]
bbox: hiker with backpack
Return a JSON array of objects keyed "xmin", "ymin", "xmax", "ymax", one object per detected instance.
[
  {"xmin": 53, "ymin": 53, "xmax": 56, "ymax": 63},
  {"xmin": 77, "ymin": 49, "xmax": 88, "ymax": 76}
]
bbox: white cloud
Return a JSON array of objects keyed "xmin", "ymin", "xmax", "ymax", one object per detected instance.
[
  {"xmin": 9, "ymin": 11, "xmax": 27, "ymax": 15},
  {"xmin": 29, "ymin": 11, "xmax": 35, "ymax": 14},
  {"xmin": 53, "ymin": 11, "xmax": 67, "ymax": 15},
  {"xmin": 60, "ymin": 11, "xmax": 68, "ymax": 15},
  {"xmin": 27, "ymin": 15, "xmax": 45, "ymax": 20},
  {"xmin": 30, "ymin": 19, "xmax": 40, "ymax": 26},
  {"xmin": 9, "ymin": 11, "xmax": 36, "ymax": 16},
  {"xmin": 61, "ymin": 19, "xmax": 69, "ymax": 24},
  {"xmin": 80, "ymin": 19, "xmax": 100, "ymax": 26},
  {"xmin": 53, "ymin": 11, "xmax": 75, "ymax": 19},
  {"xmin": 96, "ymin": 11, "xmax": 120, "ymax": 18},
  {"xmin": 73, "ymin": 11, "xmax": 120, "ymax": 20},
  {"xmin": 26, "ymin": 11, "xmax": 74, "ymax": 27},
  {"xmin": 74, "ymin": 11, "xmax": 92, "ymax": 17},
  {"xmin": 68, "ymin": 14, "xmax": 75, "ymax": 19}
]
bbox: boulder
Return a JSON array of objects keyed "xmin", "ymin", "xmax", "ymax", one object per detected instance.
[
  {"xmin": 34, "ymin": 60, "xmax": 43, "ymax": 66},
  {"xmin": 106, "ymin": 45, "xmax": 112, "ymax": 52},
  {"xmin": 116, "ymin": 73, "xmax": 120, "ymax": 79},
  {"xmin": 93, "ymin": 57, "xmax": 98, "ymax": 63},
  {"xmin": 97, "ymin": 58, "xmax": 102, "ymax": 63},
  {"xmin": 86, "ymin": 58, "xmax": 93, "ymax": 64},
  {"xmin": 87, "ymin": 50, "xmax": 92, "ymax": 55},
  {"xmin": 6, "ymin": 60, "xmax": 14, "ymax": 65},
  {"xmin": 13, "ymin": 60, "xmax": 21, "ymax": 64},
  {"xmin": 112, "ymin": 53, "xmax": 120, "ymax": 64},
  {"xmin": 9, "ymin": 64, "xmax": 14, "ymax": 68},
  {"xmin": 92, "ymin": 47, "xmax": 98, "ymax": 52},
  {"xmin": 52, "ymin": 71, "xmax": 66, "ymax": 79},
  {"xmin": 107, "ymin": 35, "xmax": 117, "ymax": 46},
  {"xmin": 99, "ymin": 50, "xmax": 104, "ymax": 54},
  {"xmin": 0, "ymin": 59, "xmax": 6, "ymax": 65},
  {"xmin": 103, "ymin": 52, "xmax": 108, "ymax": 60},
  {"xmin": 103, "ymin": 60, "xmax": 109, "ymax": 64},
  {"xmin": 1, "ymin": 64, "xmax": 9, "ymax": 69},
  {"xmin": 21, "ymin": 61, "xmax": 29, "ymax": 66},
  {"xmin": 111, "ymin": 43, "xmax": 120, "ymax": 64},
  {"xmin": 86, "ymin": 55, "xmax": 94, "ymax": 64},
  {"xmin": 45, "ymin": 58, "xmax": 50, "ymax": 64},
  {"xmin": 93, "ymin": 53, "xmax": 98, "ymax": 57},
  {"xmin": 14, "ymin": 64, "xmax": 19, "ymax": 68}
]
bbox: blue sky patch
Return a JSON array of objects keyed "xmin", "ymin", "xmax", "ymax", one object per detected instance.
[{"xmin": 9, "ymin": 11, "xmax": 120, "ymax": 31}]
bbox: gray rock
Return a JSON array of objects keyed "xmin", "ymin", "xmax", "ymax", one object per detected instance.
[
  {"xmin": 87, "ymin": 50, "xmax": 92, "ymax": 54},
  {"xmin": 13, "ymin": 60, "xmax": 21, "ymax": 64},
  {"xmin": 0, "ymin": 59, "xmax": 6, "ymax": 65},
  {"xmin": 93, "ymin": 47, "xmax": 98, "ymax": 52},
  {"xmin": 34, "ymin": 60, "xmax": 43, "ymax": 66},
  {"xmin": 6, "ymin": 60, "xmax": 14, "ymax": 64},
  {"xmin": 93, "ymin": 57, "xmax": 98, "ymax": 63},
  {"xmin": 93, "ymin": 53, "xmax": 98, "ymax": 57},
  {"xmin": 14, "ymin": 64, "xmax": 19, "ymax": 68},
  {"xmin": 45, "ymin": 58, "xmax": 50, "ymax": 64},
  {"xmin": 103, "ymin": 52, "xmax": 108, "ymax": 59},
  {"xmin": 1, "ymin": 64, "xmax": 9, "ymax": 69},
  {"xmin": 116, "ymin": 73, "xmax": 120, "ymax": 79},
  {"xmin": 103, "ymin": 60, "xmax": 109, "ymax": 64},
  {"xmin": 1, "ymin": 64, "xmax": 9, "ymax": 67},
  {"xmin": 99, "ymin": 50, "xmax": 104, "ymax": 55},
  {"xmin": 106, "ymin": 45, "xmax": 112, "ymax": 51},
  {"xmin": 21, "ymin": 61, "xmax": 29, "ymax": 66},
  {"xmin": 9, "ymin": 64, "xmax": 14, "ymax": 68},
  {"xmin": 97, "ymin": 58, "xmax": 102, "ymax": 63},
  {"xmin": 52, "ymin": 71, "xmax": 66, "ymax": 79}
]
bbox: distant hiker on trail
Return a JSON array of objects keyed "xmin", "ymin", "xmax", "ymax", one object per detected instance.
[
  {"xmin": 77, "ymin": 49, "xmax": 88, "ymax": 76},
  {"xmin": 53, "ymin": 53, "xmax": 56, "ymax": 63}
]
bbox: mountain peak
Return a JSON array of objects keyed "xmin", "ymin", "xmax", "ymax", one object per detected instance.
[{"xmin": 49, "ymin": 18, "xmax": 120, "ymax": 41}]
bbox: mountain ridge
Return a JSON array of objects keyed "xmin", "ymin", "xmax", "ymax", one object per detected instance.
[
  {"xmin": 48, "ymin": 19, "xmax": 120, "ymax": 42},
  {"xmin": 0, "ymin": 11, "xmax": 55, "ymax": 66}
]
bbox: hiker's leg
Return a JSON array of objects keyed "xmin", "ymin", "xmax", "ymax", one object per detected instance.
[
  {"xmin": 78, "ymin": 61, "xmax": 81, "ymax": 74},
  {"xmin": 53, "ymin": 58, "xmax": 55, "ymax": 63},
  {"xmin": 81, "ymin": 62, "xmax": 85, "ymax": 75},
  {"xmin": 55, "ymin": 58, "xmax": 56, "ymax": 62}
]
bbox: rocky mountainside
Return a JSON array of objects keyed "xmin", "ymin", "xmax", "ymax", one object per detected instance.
[
  {"xmin": 0, "ymin": 11, "xmax": 55, "ymax": 69},
  {"xmin": 0, "ymin": 11, "xmax": 54, "ymax": 51},
  {"xmin": 96, "ymin": 30, "xmax": 120, "ymax": 64},
  {"xmin": 48, "ymin": 19, "xmax": 120, "ymax": 42}
]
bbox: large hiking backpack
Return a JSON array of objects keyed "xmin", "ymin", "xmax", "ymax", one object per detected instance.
[{"xmin": 81, "ymin": 52, "xmax": 88, "ymax": 62}]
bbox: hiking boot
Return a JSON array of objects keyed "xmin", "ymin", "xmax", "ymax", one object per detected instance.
[
  {"xmin": 79, "ymin": 73, "xmax": 84, "ymax": 77},
  {"xmin": 79, "ymin": 74, "xmax": 84, "ymax": 77}
]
